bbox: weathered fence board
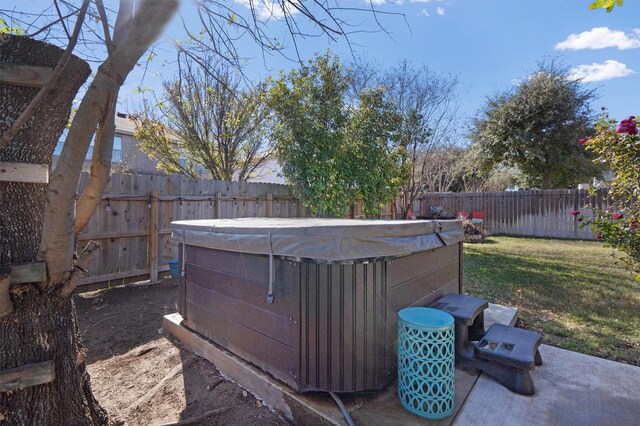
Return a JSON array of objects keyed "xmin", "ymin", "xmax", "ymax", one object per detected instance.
[{"xmin": 416, "ymin": 189, "xmax": 608, "ymax": 240}]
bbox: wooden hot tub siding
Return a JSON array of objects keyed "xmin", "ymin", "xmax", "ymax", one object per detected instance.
[{"xmin": 179, "ymin": 243, "xmax": 462, "ymax": 393}]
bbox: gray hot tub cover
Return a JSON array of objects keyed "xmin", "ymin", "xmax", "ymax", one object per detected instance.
[{"xmin": 171, "ymin": 218, "xmax": 463, "ymax": 262}]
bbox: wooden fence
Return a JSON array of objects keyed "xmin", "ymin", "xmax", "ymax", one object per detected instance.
[
  {"xmin": 76, "ymin": 173, "xmax": 308, "ymax": 292},
  {"xmin": 415, "ymin": 189, "xmax": 609, "ymax": 240},
  {"xmin": 75, "ymin": 174, "xmax": 611, "ymax": 291}
]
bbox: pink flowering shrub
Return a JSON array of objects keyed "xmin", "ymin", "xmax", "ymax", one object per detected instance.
[
  {"xmin": 579, "ymin": 111, "xmax": 640, "ymax": 279},
  {"xmin": 616, "ymin": 116, "xmax": 638, "ymax": 135}
]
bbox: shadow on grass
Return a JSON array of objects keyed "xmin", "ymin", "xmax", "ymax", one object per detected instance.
[{"xmin": 464, "ymin": 238, "xmax": 499, "ymax": 245}]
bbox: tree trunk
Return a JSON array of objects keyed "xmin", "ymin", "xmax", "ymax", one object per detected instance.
[
  {"xmin": 0, "ymin": 36, "xmax": 107, "ymax": 425},
  {"xmin": 1, "ymin": 288, "xmax": 108, "ymax": 424}
]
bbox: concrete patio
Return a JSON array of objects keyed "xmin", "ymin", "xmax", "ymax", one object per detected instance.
[
  {"xmin": 454, "ymin": 344, "xmax": 640, "ymax": 426},
  {"xmin": 164, "ymin": 303, "xmax": 640, "ymax": 425}
]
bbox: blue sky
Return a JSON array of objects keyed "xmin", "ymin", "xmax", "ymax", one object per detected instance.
[
  {"xmin": 6, "ymin": 1, "xmax": 640, "ymax": 134},
  {"xmin": 125, "ymin": 0, "xmax": 640, "ymax": 130}
]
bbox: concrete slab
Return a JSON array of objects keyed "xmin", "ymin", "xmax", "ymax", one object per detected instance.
[
  {"xmin": 453, "ymin": 344, "xmax": 640, "ymax": 426},
  {"xmin": 165, "ymin": 304, "xmax": 519, "ymax": 425},
  {"xmin": 484, "ymin": 303, "xmax": 518, "ymax": 328},
  {"xmin": 338, "ymin": 368, "xmax": 480, "ymax": 426},
  {"xmin": 164, "ymin": 311, "xmax": 482, "ymax": 425}
]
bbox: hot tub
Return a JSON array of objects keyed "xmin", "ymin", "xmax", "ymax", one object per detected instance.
[{"xmin": 171, "ymin": 218, "xmax": 463, "ymax": 393}]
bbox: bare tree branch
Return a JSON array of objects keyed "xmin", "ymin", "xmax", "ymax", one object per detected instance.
[
  {"xmin": 183, "ymin": 0, "xmax": 406, "ymax": 76},
  {"xmin": 74, "ymin": 83, "xmax": 118, "ymax": 234},
  {"xmin": 0, "ymin": 0, "xmax": 90, "ymax": 150},
  {"xmin": 94, "ymin": 0, "xmax": 114, "ymax": 55},
  {"xmin": 39, "ymin": 0, "xmax": 179, "ymax": 289}
]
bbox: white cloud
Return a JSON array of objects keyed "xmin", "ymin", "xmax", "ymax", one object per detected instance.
[
  {"xmin": 410, "ymin": 0, "xmax": 432, "ymax": 3},
  {"xmin": 569, "ymin": 60, "xmax": 635, "ymax": 82},
  {"xmin": 234, "ymin": 0, "xmax": 299, "ymax": 19},
  {"xmin": 436, "ymin": 7, "xmax": 445, "ymax": 15},
  {"xmin": 417, "ymin": 8, "xmax": 430, "ymax": 17},
  {"xmin": 555, "ymin": 27, "xmax": 640, "ymax": 50}
]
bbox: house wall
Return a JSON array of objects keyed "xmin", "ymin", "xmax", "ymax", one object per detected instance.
[{"xmin": 116, "ymin": 132, "xmax": 162, "ymax": 175}]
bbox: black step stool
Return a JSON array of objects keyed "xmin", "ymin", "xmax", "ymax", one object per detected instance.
[{"xmin": 431, "ymin": 293, "xmax": 543, "ymax": 395}]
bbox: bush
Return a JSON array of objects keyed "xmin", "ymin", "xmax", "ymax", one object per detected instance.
[{"xmin": 580, "ymin": 112, "xmax": 639, "ymax": 279}]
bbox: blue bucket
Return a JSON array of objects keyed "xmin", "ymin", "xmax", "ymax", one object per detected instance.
[{"xmin": 168, "ymin": 259, "xmax": 179, "ymax": 282}]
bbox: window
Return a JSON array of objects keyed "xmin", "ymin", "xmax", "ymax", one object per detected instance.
[{"xmin": 113, "ymin": 136, "xmax": 122, "ymax": 163}]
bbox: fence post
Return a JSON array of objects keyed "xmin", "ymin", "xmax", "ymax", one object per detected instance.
[
  {"xmin": 266, "ymin": 193, "xmax": 273, "ymax": 217},
  {"xmin": 215, "ymin": 191, "xmax": 222, "ymax": 219},
  {"xmin": 573, "ymin": 189, "xmax": 579, "ymax": 239},
  {"xmin": 149, "ymin": 190, "xmax": 160, "ymax": 284}
]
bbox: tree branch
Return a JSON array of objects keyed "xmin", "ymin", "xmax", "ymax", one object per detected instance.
[
  {"xmin": 95, "ymin": 0, "xmax": 115, "ymax": 55},
  {"xmin": 53, "ymin": 0, "xmax": 71, "ymax": 38},
  {"xmin": 56, "ymin": 241, "xmax": 101, "ymax": 301},
  {"xmin": 39, "ymin": 0, "xmax": 179, "ymax": 289},
  {"xmin": 74, "ymin": 82, "xmax": 117, "ymax": 234},
  {"xmin": 0, "ymin": 0, "xmax": 90, "ymax": 150}
]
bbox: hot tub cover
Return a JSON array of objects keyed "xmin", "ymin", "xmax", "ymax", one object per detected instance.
[{"xmin": 172, "ymin": 218, "xmax": 462, "ymax": 262}]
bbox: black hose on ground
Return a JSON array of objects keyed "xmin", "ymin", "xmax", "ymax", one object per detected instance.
[{"xmin": 329, "ymin": 391, "xmax": 356, "ymax": 426}]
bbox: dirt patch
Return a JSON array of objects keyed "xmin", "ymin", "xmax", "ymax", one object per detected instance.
[{"xmin": 75, "ymin": 281, "xmax": 290, "ymax": 425}]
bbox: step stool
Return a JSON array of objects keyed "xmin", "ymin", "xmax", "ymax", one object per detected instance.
[{"xmin": 431, "ymin": 293, "xmax": 543, "ymax": 395}]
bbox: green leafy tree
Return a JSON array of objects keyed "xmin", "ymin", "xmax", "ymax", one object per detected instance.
[
  {"xmin": 349, "ymin": 60, "xmax": 462, "ymax": 216},
  {"xmin": 133, "ymin": 56, "xmax": 270, "ymax": 181},
  {"xmin": 268, "ymin": 53, "xmax": 407, "ymax": 217},
  {"xmin": 581, "ymin": 113, "xmax": 639, "ymax": 279},
  {"xmin": 345, "ymin": 88, "xmax": 408, "ymax": 217},
  {"xmin": 268, "ymin": 54, "xmax": 352, "ymax": 217},
  {"xmin": 470, "ymin": 62, "xmax": 602, "ymax": 189}
]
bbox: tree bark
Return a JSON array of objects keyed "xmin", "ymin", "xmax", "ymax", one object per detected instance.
[
  {"xmin": 0, "ymin": 35, "xmax": 107, "ymax": 425},
  {"xmin": 0, "ymin": 288, "xmax": 108, "ymax": 424}
]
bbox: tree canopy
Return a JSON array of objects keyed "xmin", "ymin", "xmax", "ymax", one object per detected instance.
[
  {"xmin": 133, "ymin": 55, "xmax": 270, "ymax": 181},
  {"xmin": 268, "ymin": 53, "xmax": 407, "ymax": 217},
  {"xmin": 345, "ymin": 88, "xmax": 407, "ymax": 217},
  {"xmin": 348, "ymin": 60, "xmax": 462, "ymax": 215},
  {"xmin": 470, "ymin": 62, "xmax": 602, "ymax": 189}
]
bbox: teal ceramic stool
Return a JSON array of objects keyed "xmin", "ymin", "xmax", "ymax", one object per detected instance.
[{"xmin": 398, "ymin": 307, "xmax": 455, "ymax": 419}]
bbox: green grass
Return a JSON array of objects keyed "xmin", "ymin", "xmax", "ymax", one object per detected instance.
[{"xmin": 464, "ymin": 236, "xmax": 640, "ymax": 366}]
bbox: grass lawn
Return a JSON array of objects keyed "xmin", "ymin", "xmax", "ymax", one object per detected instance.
[{"xmin": 464, "ymin": 235, "xmax": 640, "ymax": 366}]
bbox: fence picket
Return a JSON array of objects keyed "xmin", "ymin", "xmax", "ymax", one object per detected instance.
[{"xmin": 413, "ymin": 189, "xmax": 606, "ymax": 241}]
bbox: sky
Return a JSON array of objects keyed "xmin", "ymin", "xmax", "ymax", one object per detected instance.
[{"xmin": 5, "ymin": 1, "xmax": 640, "ymax": 138}]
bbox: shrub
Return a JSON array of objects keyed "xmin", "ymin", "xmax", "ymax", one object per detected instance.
[{"xmin": 580, "ymin": 112, "xmax": 639, "ymax": 279}]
